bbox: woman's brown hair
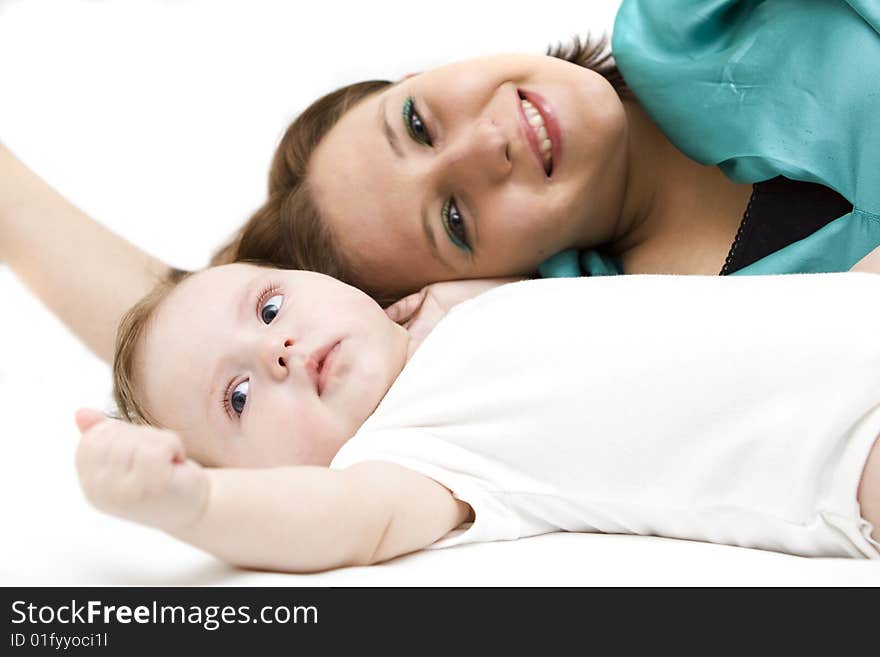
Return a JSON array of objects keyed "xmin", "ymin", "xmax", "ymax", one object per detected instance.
[
  {"xmin": 212, "ymin": 34, "xmax": 628, "ymax": 299},
  {"xmin": 210, "ymin": 80, "xmax": 393, "ymax": 285},
  {"xmin": 547, "ymin": 33, "xmax": 631, "ymax": 99}
]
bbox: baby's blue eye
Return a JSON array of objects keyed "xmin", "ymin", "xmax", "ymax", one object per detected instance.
[
  {"xmin": 260, "ymin": 294, "xmax": 283, "ymax": 324},
  {"xmin": 230, "ymin": 380, "xmax": 249, "ymax": 416}
]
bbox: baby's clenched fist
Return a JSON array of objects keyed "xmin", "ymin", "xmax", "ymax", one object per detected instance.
[{"xmin": 74, "ymin": 409, "xmax": 209, "ymax": 532}]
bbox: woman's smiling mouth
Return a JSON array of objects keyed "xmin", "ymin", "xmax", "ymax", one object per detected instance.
[
  {"xmin": 521, "ymin": 97, "xmax": 553, "ymax": 172},
  {"xmin": 516, "ymin": 89, "xmax": 562, "ymax": 178}
]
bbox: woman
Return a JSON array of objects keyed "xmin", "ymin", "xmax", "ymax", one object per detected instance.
[
  {"xmin": 216, "ymin": 0, "xmax": 880, "ymax": 302},
  {"xmin": 3, "ymin": 0, "xmax": 879, "ymax": 362}
]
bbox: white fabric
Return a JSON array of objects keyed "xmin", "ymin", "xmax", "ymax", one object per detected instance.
[{"xmin": 331, "ymin": 274, "xmax": 880, "ymax": 558}]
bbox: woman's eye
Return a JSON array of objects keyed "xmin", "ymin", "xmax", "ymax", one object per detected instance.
[
  {"xmin": 403, "ymin": 97, "xmax": 432, "ymax": 146},
  {"xmin": 229, "ymin": 380, "xmax": 249, "ymax": 416},
  {"xmin": 260, "ymin": 294, "xmax": 284, "ymax": 324},
  {"xmin": 441, "ymin": 198, "xmax": 471, "ymax": 253}
]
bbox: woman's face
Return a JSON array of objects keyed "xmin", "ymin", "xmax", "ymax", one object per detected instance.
[{"xmin": 309, "ymin": 53, "xmax": 629, "ymax": 297}]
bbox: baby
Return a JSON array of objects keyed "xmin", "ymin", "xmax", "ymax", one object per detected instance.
[{"xmin": 75, "ymin": 264, "xmax": 880, "ymax": 572}]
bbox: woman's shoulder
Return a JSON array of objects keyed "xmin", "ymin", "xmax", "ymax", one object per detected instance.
[
  {"xmin": 613, "ymin": 0, "xmax": 880, "ymax": 54},
  {"xmin": 612, "ymin": 0, "xmax": 880, "ymax": 211}
]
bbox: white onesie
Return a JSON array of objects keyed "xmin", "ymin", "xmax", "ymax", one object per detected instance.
[{"xmin": 330, "ymin": 274, "xmax": 880, "ymax": 558}]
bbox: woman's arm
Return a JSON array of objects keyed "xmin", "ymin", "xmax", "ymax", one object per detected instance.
[
  {"xmin": 0, "ymin": 144, "xmax": 170, "ymax": 362},
  {"xmin": 851, "ymin": 245, "xmax": 880, "ymax": 274}
]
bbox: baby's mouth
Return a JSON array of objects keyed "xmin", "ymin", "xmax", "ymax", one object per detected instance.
[{"xmin": 316, "ymin": 341, "xmax": 341, "ymax": 396}]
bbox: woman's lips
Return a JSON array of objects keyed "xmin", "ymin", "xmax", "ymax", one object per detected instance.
[
  {"xmin": 316, "ymin": 341, "xmax": 341, "ymax": 396},
  {"xmin": 516, "ymin": 89, "xmax": 562, "ymax": 178}
]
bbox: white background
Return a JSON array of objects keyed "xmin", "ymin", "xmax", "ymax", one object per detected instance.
[
  {"xmin": 2, "ymin": 0, "xmax": 879, "ymax": 585},
  {"xmin": 0, "ymin": 0, "xmax": 621, "ymax": 270}
]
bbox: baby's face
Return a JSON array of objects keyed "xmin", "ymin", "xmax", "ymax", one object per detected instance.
[{"xmin": 137, "ymin": 264, "xmax": 409, "ymax": 467}]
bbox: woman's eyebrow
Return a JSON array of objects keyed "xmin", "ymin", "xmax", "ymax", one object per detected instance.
[
  {"xmin": 378, "ymin": 95, "xmax": 452, "ymax": 269},
  {"xmin": 421, "ymin": 205, "xmax": 451, "ymax": 269},
  {"xmin": 379, "ymin": 95, "xmax": 404, "ymax": 158}
]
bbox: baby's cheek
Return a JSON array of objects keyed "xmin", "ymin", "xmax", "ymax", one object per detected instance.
[
  {"xmin": 176, "ymin": 426, "xmax": 220, "ymax": 467},
  {"xmin": 282, "ymin": 404, "xmax": 346, "ymax": 467}
]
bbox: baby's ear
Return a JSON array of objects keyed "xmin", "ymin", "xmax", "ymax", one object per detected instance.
[{"xmin": 384, "ymin": 289, "xmax": 428, "ymax": 326}]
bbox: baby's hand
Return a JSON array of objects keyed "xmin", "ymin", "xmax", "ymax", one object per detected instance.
[{"xmin": 74, "ymin": 409, "xmax": 209, "ymax": 533}]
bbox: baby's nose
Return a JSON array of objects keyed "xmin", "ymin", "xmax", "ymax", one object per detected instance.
[{"xmin": 261, "ymin": 337, "xmax": 295, "ymax": 380}]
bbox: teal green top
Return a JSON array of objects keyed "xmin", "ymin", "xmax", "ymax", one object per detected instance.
[{"xmin": 540, "ymin": 0, "xmax": 880, "ymax": 278}]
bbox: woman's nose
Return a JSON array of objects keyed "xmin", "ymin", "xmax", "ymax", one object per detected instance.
[
  {"xmin": 443, "ymin": 117, "xmax": 511, "ymax": 185},
  {"xmin": 258, "ymin": 335, "xmax": 295, "ymax": 381}
]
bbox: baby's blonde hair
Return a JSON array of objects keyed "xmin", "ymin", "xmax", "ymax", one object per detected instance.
[{"xmin": 113, "ymin": 268, "xmax": 192, "ymax": 425}]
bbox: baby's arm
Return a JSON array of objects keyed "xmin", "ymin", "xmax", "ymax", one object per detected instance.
[
  {"xmin": 182, "ymin": 462, "xmax": 468, "ymax": 571},
  {"xmin": 858, "ymin": 433, "xmax": 880, "ymax": 544},
  {"xmin": 74, "ymin": 411, "xmax": 469, "ymax": 572},
  {"xmin": 0, "ymin": 144, "xmax": 170, "ymax": 362}
]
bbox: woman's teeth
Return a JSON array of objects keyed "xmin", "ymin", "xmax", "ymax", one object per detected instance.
[{"xmin": 521, "ymin": 98, "xmax": 553, "ymax": 172}]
